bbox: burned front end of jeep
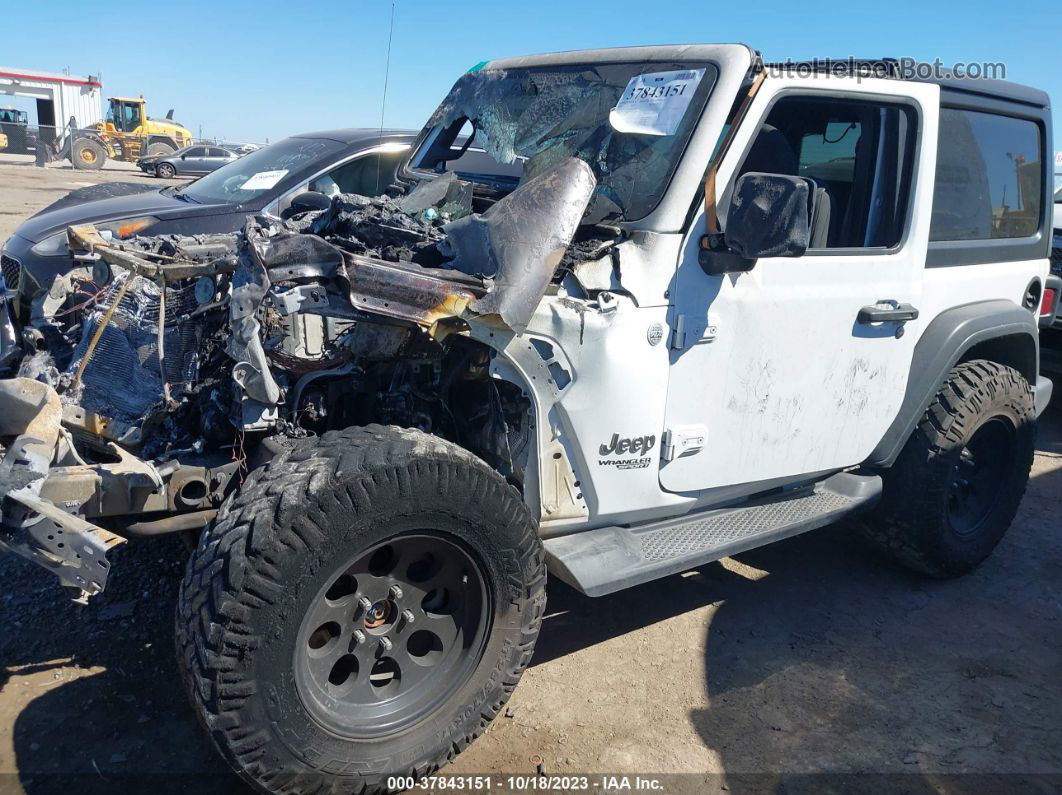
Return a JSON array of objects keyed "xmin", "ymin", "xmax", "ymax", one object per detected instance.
[{"xmin": 0, "ymin": 152, "xmax": 596, "ymax": 602}]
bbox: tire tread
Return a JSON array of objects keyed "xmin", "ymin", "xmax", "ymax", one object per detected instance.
[
  {"xmin": 176, "ymin": 424, "xmax": 546, "ymax": 794},
  {"xmin": 862, "ymin": 360, "xmax": 1035, "ymax": 577}
]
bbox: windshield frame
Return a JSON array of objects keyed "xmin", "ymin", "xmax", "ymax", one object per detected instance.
[{"xmin": 405, "ymin": 58, "xmax": 721, "ymax": 224}]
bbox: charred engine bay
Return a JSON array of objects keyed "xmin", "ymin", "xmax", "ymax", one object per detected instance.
[{"xmin": 0, "ymin": 158, "xmax": 611, "ymax": 597}]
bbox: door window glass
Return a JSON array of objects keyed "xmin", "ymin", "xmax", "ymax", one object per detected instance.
[
  {"xmin": 735, "ymin": 95, "xmax": 916, "ymax": 249},
  {"xmin": 121, "ymin": 103, "xmax": 141, "ymax": 132}
]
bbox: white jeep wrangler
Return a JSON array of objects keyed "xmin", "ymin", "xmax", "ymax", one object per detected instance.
[{"xmin": 0, "ymin": 45, "xmax": 1054, "ymax": 792}]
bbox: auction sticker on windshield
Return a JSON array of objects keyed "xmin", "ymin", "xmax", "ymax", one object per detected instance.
[
  {"xmin": 609, "ymin": 69, "xmax": 705, "ymax": 136},
  {"xmin": 240, "ymin": 170, "xmax": 289, "ymax": 190}
]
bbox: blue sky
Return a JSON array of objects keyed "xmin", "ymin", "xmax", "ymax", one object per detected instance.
[{"xmin": 2, "ymin": 0, "xmax": 1060, "ymax": 158}]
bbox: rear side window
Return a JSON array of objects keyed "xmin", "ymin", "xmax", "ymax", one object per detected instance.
[{"xmin": 930, "ymin": 109, "xmax": 1042, "ymax": 241}]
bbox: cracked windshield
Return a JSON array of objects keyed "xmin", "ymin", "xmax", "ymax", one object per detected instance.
[{"xmin": 414, "ymin": 61, "xmax": 718, "ymax": 222}]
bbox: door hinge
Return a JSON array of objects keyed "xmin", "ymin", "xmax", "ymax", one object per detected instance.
[
  {"xmin": 661, "ymin": 425, "xmax": 707, "ymax": 462},
  {"xmin": 671, "ymin": 315, "xmax": 686, "ymax": 349},
  {"xmin": 671, "ymin": 314, "xmax": 720, "ymax": 349}
]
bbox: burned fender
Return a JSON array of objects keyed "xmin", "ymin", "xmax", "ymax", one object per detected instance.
[{"xmin": 442, "ymin": 157, "xmax": 596, "ymax": 332}]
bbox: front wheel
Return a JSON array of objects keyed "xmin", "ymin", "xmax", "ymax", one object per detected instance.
[
  {"xmin": 862, "ymin": 360, "xmax": 1035, "ymax": 577},
  {"xmin": 156, "ymin": 162, "xmax": 176, "ymax": 178},
  {"xmin": 71, "ymin": 137, "xmax": 106, "ymax": 170},
  {"xmin": 177, "ymin": 425, "xmax": 546, "ymax": 793}
]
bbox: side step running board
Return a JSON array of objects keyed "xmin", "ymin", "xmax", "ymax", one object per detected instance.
[{"xmin": 543, "ymin": 472, "xmax": 881, "ymax": 596}]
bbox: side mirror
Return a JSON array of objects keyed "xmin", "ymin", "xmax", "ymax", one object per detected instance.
[
  {"xmin": 180, "ymin": 154, "xmax": 187, "ymax": 160},
  {"xmin": 726, "ymin": 172, "xmax": 812, "ymax": 260},
  {"xmin": 288, "ymin": 191, "xmax": 332, "ymax": 214},
  {"xmin": 700, "ymin": 173, "xmax": 813, "ymax": 274}
]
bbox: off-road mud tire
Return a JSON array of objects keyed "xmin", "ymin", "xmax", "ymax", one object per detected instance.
[
  {"xmin": 176, "ymin": 424, "xmax": 546, "ymax": 794},
  {"xmin": 862, "ymin": 360, "xmax": 1035, "ymax": 577}
]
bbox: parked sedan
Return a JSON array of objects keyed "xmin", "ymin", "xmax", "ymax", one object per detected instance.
[
  {"xmin": 2, "ymin": 129, "xmax": 418, "ymax": 317},
  {"xmin": 138, "ymin": 144, "xmax": 239, "ymax": 178}
]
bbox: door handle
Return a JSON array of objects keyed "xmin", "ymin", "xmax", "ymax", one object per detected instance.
[{"xmin": 857, "ymin": 302, "xmax": 919, "ymax": 324}]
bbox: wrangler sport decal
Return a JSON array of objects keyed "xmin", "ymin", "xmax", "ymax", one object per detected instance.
[{"xmin": 598, "ymin": 433, "xmax": 656, "ymax": 470}]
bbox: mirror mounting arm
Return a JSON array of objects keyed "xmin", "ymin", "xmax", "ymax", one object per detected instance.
[{"xmin": 697, "ymin": 233, "xmax": 755, "ymax": 276}]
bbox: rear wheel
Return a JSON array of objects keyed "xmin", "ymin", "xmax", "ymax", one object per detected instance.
[
  {"xmin": 156, "ymin": 162, "xmax": 176, "ymax": 178},
  {"xmin": 862, "ymin": 360, "xmax": 1035, "ymax": 577},
  {"xmin": 145, "ymin": 141, "xmax": 176, "ymax": 158},
  {"xmin": 176, "ymin": 425, "xmax": 545, "ymax": 793},
  {"xmin": 71, "ymin": 137, "xmax": 105, "ymax": 170}
]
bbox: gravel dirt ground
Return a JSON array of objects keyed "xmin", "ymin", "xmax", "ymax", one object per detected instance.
[
  {"xmin": 1, "ymin": 162, "xmax": 1060, "ymax": 794},
  {"xmin": 0, "ymin": 155, "xmax": 183, "ymax": 234}
]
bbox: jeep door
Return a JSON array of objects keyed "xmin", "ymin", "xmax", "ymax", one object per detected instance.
[{"xmin": 660, "ymin": 76, "xmax": 940, "ymax": 493}]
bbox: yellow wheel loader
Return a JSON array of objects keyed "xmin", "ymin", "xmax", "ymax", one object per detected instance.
[{"xmin": 67, "ymin": 96, "xmax": 193, "ymax": 170}]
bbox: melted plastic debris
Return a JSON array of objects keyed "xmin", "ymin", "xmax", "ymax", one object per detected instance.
[
  {"xmin": 399, "ymin": 171, "xmax": 473, "ymax": 221},
  {"xmin": 284, "ymin": 209, "xmax": 327, "ymax": 233},
  {"xmin": 561, "ymin": 233, "xmax": 621, "ymax": 268},
  {"xmin": 308, "ymin": 193, "xmax": 446, "ymax": 263},
  {"xmin": 126, "ymin": 232, "xmax": 238, "ymax": 262}
]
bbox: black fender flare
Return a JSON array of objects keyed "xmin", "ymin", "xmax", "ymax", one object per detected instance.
[{"xmin": 867, "ymin": 299, "xmax": 1039, "ymax": 467}]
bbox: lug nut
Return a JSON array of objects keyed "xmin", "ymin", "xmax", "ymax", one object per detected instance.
[
  {"xmin": 358, "ymin": 596, "xmax": 373, "ymax": 611},
  {"xmin": 379, "ymin": 636, "xmax": 393, "ymax": 651},
  {"xmin": 402, "ymin": 609, "xmax": 415, "ymax": 625},
  {"xmin": 388, "ymin": 584, "xmax": 403, "ymax": 600},
  {"xmin": 352, "ymin": 629, "xmax": 366, "ymax": 644}
]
